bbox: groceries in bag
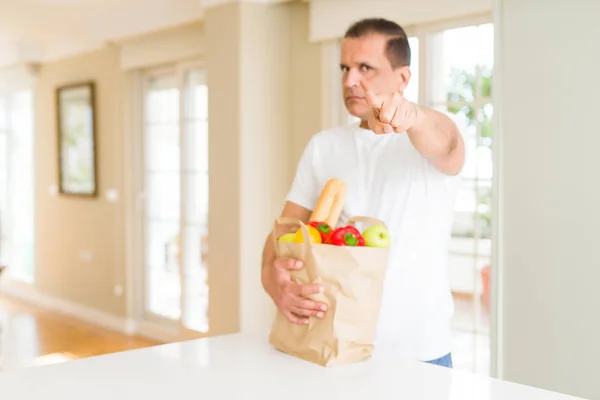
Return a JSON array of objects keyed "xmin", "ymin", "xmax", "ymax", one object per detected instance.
[
  {"xmin": 269, "ymin": 178, "xmax": 390, "ymax": 367},
  {"xmin": 278, "ymin": 178, "xmax": 390, "ymax": 248}
]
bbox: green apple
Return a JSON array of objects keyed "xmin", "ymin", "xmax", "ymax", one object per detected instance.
[{"xmin": 362, "ymin": 225, "xmax": 391, "ymax": 248}]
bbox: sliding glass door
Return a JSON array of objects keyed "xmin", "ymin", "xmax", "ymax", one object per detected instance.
[{"xmin": 141, "ymin": 62, "xmax": 209, "ymax": 334}]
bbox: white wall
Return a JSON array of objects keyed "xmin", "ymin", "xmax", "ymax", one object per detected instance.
[{"xmin": 498, "ymin": 0, "xmax": 600, "ymax": 398}]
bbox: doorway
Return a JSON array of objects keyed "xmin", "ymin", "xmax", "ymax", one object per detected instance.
[{"xmin": 135, "ymin": 61, "xmax": 209, "ymax": 337}]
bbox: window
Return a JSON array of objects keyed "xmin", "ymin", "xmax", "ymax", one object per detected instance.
[
  {"xmin": 141, "ymin": 62, "xmax": 209, "ymax": 334},
  {"xmin": 0, "ymin": 90, "xmax": 35, "ymax": 283},
  {"xmin": 427, "ymin": 22, "xmax": 494, "ymax": 375}
]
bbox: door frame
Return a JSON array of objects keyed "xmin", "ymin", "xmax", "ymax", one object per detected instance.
[{"xmin": 126, "ymin": 59, "xmax": 209, "ymax": 342}]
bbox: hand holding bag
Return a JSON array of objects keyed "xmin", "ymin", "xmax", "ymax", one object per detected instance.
[{"xmin": 268, "ymin": 216, "xmax": 390, "ymax": 367}]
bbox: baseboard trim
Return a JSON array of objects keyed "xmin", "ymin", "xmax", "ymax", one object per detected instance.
[
  {"xmin": 0, "ymin": 279, "xmax": 183, "ymax": 344},
  {"xmin": 0, "ymin": 280, "xmax": 133, "ymax": 333}
]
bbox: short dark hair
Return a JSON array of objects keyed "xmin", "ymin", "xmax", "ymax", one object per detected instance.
[{"xmin": 344, "ymin": 18, "xmax": 411, "ymax": 68}]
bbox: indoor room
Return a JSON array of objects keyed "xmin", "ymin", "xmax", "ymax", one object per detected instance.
[{"xmin": 0, "ymin": 0, "xmax": 597, "ymax": 399}]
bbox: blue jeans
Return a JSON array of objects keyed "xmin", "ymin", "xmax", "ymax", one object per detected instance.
[{"xmin": 425, "ymin": 353, "xmax": 453, "ymax": 368}]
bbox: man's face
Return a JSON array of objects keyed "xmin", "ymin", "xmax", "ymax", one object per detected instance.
[{"xmin": 340, "ymin": 33, "xmax": 410, "ymax": 121}]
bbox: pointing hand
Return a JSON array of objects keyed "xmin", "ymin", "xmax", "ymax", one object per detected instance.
[{"xmin": 360, "ymin": 79, "xmax": 418, "ymax": 134}]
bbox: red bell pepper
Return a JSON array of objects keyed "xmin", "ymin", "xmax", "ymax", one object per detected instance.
[
  {"xmin": 308, "ymin": 221, "xmax": 334, "ymax": 244},
  {"xmin": 330, "ymin": 225, "xmax": 365, "ymax": 246}
]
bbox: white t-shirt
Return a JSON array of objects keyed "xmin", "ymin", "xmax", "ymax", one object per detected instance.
[{"xmin": 286, "ymin": 121, "xmax": 463, "ymax": 361}]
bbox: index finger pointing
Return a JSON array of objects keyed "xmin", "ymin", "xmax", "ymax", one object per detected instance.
[{"xmin": 359, "ymin": 79, "xmax": 382, "ymax": 108}]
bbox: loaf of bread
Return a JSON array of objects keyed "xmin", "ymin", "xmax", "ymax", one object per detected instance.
[{"xmin": 309, "ymin": 178, "xmax": 347, "ymax": 228}]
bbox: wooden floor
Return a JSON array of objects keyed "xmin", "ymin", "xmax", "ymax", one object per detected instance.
[{"xmin": 0, "ymin": 296, "xmax": 161, "ymax": 371}]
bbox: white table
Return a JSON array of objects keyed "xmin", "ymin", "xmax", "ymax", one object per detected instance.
[{"xmin": 0, "ymin": 332, "xmax": 585, "ymax": 399}]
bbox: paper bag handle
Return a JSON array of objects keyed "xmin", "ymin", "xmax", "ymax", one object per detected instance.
[
  {"xmin": 346, "ymin": 216, "xmax": 387, "ymax": 229},
  {"xmin": 272, "ymin": 217, "xmax": 313, "ymax": 257}
]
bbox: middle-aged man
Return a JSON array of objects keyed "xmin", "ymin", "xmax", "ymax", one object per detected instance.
[{"xmin": 261, "ymin": 18, "xmax": 465, "ymax": 368}]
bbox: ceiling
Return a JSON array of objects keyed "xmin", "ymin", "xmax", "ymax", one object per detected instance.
[{"xmin": 0, "ymin": 0, "xmax": 208, "ymax": 68}]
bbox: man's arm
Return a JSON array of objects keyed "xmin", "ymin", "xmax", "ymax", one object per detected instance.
[
  {"xmin": 360, "ymin": 79, "xmax": 465, "ymax": 176},
  {"xmin": 261, "ymin": 200, "xmax": 326, "ymax": 325},
  {"xmin": 261, "ymin": 201, "xmax": 312, "ymax": 291},
  {"xmin": 406, "ymin": 105, "xmax": 465, "ymax": 176}
]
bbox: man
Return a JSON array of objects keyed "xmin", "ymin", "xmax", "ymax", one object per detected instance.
[{"xmin": 261, "ymin": 18, "xmax": 465, "ymax": 368}]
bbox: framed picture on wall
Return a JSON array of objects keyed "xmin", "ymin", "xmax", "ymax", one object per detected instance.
[{"xmin": 56, "ymin": 81, "xmax": 98, "ymax": 197}]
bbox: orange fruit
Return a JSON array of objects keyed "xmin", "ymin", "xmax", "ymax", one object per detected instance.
[{"xmin": 294, "ymin": 225, "xmax": 323, "ymax": 244}]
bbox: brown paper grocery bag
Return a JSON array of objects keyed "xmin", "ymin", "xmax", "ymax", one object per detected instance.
[{"xmin": 268, "ymin": 216, "xmax": 390, "ymax": 367}]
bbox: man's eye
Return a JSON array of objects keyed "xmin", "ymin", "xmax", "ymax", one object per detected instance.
[
  {"xmin": 360, "ymin": 65, "xmax": 372, "ymax": 72},
  {"xmin": 341, "ymin": 66, "xmax": 349, "ymax": 72}
]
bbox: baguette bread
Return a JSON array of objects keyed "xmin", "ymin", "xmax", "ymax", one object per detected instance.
[{"xmin": 309, "ymin": 178, "xmax": 347, "ymax": 228}]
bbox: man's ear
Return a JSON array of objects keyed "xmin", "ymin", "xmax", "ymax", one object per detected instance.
[{"xmin": 395, "ymin": 66, "xmax": 411, "ymax": 92}]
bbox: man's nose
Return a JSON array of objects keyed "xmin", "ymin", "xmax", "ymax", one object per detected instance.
[{"xmin": 343, "ymin": 69, "xmax": 362, "ymax": 88}]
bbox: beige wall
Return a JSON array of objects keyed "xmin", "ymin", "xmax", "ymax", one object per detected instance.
[
  {"xmin": 289, "ymin": 2, "xmax": 323, "ymax": 179},
  {"xmin": 205, "ymin": 2, "xmax": 243, "ymax": 335},
  {"xmin": 206, "ymin": 0, "xmax": 323, "ymax": 335},
  {"xmin": 498, "ymin": 0, "xmax": 600, "ymax": 398},
  {"xmin": 34, "ymin": 46, "xmax": 127, "ymax": 317},
  {"xmin": 238, "ymin": 1, "xmax": 291, "ymax": 334}
]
